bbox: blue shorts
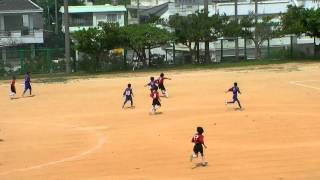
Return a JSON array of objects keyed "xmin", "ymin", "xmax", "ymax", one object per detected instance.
[
  {"xmin": 125, "ymin": 95, "xmax": 132, "ymax": 101},
  {"xmin": 25, "ymin": 83, "xmax": 31, "ymax": 90},
  {"xmin": 233, "ymin": 96, "xmax": 238, "ymax": 101}
]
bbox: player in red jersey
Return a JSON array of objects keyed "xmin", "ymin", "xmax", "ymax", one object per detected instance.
[
  {"xmin": 10, "ymin": 76, "xmax": 16, "ymax": 98},
  {"xmin": 190, "ymin": 127, "xmax": 208, "ymax": 166},
  {"xmin": 150, "ymin": 86, "xmax": 161, "ymax": 114},
  {"xmin": 157, "ymin": 73, "xmax": 171, "ymax": 97}
]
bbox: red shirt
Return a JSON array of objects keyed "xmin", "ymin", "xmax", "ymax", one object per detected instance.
[
  {"xmin": 157, "ymin": 77, "xmax": 167, "ymax": 85},
  {"xmin": 192, "ymin": 133, "xmax": 204, "ymax": 144},
  {"xmin": 11, "ymin": 79, "xmax": 15, "ymax": 86},
  {"xmin": 151, "ymin": 91, "xmax": 159, "ymax": 99}
]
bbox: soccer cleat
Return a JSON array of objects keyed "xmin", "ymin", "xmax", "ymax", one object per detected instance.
[{"xmin": 225, "ymin": 101, "xmax": 228, "ymax": 105}]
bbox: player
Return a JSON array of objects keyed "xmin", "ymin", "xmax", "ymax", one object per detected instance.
[
  {"xmin": 190, "ymin": 127, "xmax": 208, "ymax": 166},
  {"xmin": 150, "ymin": 87, "xmax": 161, "ymax": 114},
  {"xmin": 10, "ymin": 76, "xmax": 16, "ymax": 98},
  {"xmin": 122, "ymin": 83, "xmax": 134, "ymax": 108},
  {"xmin": 225, "ymin": 82, "xmax": 242, "ymax": 109},
  {"xmin": 157, "ymin": 73, "xmax": 171, "ymax": 97},
  {"xmin": 22, "ymin": 72, "xmax": 32, "ymax": 97},
  {"xmin": 145, "ymin": 76, "xmax": 158, "ymax": 93}
]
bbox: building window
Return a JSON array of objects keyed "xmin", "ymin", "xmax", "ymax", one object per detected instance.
[
  {"xmin": 4, "ymin": 15, "xmax": 23, "ymax": 31},
  {"xmin": 107, "ymin": 14, "xmax": 118, "ymax": 23},
  {"xmin": 70, "ymin": 13, "xmax": 93, "ymax": 27}
]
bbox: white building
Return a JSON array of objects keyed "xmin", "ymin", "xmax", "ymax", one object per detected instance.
[
  {"xmin": 60, "ymin": 4, "xmax": 127, "ymax": 33},
  {"xmin": 158, "ymin": 0, "xmax": 320, "ymax": 60},
  {"xmin": 0, "ymin": 0, "xmax": 44, "ymax": 62}
]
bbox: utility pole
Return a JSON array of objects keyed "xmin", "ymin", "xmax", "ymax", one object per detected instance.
[
  {"xmin": 254, "ymin": 0, "xmax": 258, "ymax": 59},
  {"xmin": 235, "ymin": 0, "xmax": 239, "ymax": 60},
  {"xmin": 64, "ymin": 0, "xmax": 71, "ymax": 73},
  {"xmin": 55, "ymin": 0, "xmax": 58, "ymax": 34},
  {"xmin": 204, "ymin": 0, "xmax": 210, "ymax": 63}
]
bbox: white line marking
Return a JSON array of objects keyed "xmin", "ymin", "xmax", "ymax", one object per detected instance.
[
  {"xmin": 0, "ymin": 122, "xmax": 106, "ymax": 176},
  {"xmin": 289, "ymin": 80, "xmax": 320, "ymax": 90}
]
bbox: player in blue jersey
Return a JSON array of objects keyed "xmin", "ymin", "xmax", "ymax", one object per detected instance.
[
  {"xmin": 122, "ymin": 83, "xmax": 134, "ymax": 108},
  {"xmin": 145, "ymin": 76, "xmax": 158, "ymax": 93},
  {"xmin": 22, "ymin": 72, "xmax": 32, "ymax": 97},
  {"xmin": 225, "ymin": 82, "xmax": 242, "ymax": 109}
]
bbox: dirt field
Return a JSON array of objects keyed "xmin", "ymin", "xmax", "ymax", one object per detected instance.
[{"xmin": 0, "ymin": 63, "xmax": 320, "ymax": 180}]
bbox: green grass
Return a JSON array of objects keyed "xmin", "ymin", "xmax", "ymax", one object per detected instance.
[{"xmin": 1, "ymin": 58, "xmax": 319, "ymax": 84}]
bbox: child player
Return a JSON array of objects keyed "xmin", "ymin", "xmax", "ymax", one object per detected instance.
[
  {"xmin": 157, "ymin": 73, "xmax": 171, "ymax": 97},
  {"xmin": 150, "ymin": 86, "xmax": 161, "ymax": 114},
  {"xmin": 145, "ymin": 77, "xmax": 158, "ymax": 93},
  {"xmin": 190, "ymin": 127, "xmax": 208, "ymax": 166},
  {"xmin": 225, "ymin": 82, "xmax": 242, "ymax": 109},
  {"xmin": 22, "ymin": 72, "xmax": 32, "ymax": 97},
  {"xmin": 122, "ymin": 83, "xmax": 134, "ymax": 109},
  {"xmin": 10, "ymin": 76, "xmax": 16, "ymax": 98}
]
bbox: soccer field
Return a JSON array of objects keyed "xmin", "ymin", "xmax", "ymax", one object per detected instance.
[{"xmin": 0, "ymin": 63, "xmax": 320, "ymax": 180}]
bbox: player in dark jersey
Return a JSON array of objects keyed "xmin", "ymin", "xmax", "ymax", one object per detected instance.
[
  {"xmin": 150, "ymin": 86, "xmax": 161, "ymax": 114},
  {"xmin": 10, "ymin": 76, "xmax": 16, "ymax": 98},
  {"xmin": 225, "ymin": 82, "xmax": 242, "ymax": 109},
  {"xmin": 145, "ymin": 77, "xmax": 158, "ymax": 93},
  {"xmin": 157, "ymin": 73, "xmax": 171, "ymax": 97},
  {"xmin": 122, "ymin": 83, "xmax": 134, "ymax": 109},
  {"xmin": 22, "ymin": 72, "xmax": 32, "ymax": 97},
  {"xmin": 190, "ymin": 127, "xmax": 207, "ymax": 166}
]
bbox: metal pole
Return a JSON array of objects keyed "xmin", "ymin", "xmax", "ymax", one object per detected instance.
[
  {"xmin": 244, "ymin": 37, "xmax": 247, "ymax": 60},
  {"xmin": 64, "ymin": 0, "xmax": 71, "ymax": 73},
  {"xmin": 204, "ymin": 0, "xmax": 210, "ymax": 63},
  {"xmin": 290, "ymin": 35, "xmax": 293, "ymax": 58},
  {"xmin": 267, "ymin": 38, "xmax": 270, "ymax": 58},
  {"xmin": 220, "ymin": 39, "xmax": 223, "ymax": 61},
  {"xmin": 55, "ymin": 0, "xmax": 58, "ymax": 34},
  {"xmin": 235, "ymin": 0, "xmax": 239, "ymax": 60},
  {"xmin": 254, "ymin": 0, "xmax": 258, "ymax": 59}
]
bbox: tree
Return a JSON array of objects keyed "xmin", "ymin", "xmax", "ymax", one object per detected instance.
[
  {"xmin": 169, "ymin": 12, "xmax": 223, "ymax": 63},
  {"xmin": 239, "ymin": 14, "xmax": 281, "ymax": 58},
  {"xmin": 304, "ymin": 8, "xmax": 320, "ymax": 55},
  {"xmin": 281, "ymin": 5, "xmax": 306, "ymax": 37},
  {"xmin": 121, "ymin": 24, "xmax": 172, "ymax": 66},
  {"xmin": 73, "ymin": 23, "xmax": 122, "ymax": 71}
]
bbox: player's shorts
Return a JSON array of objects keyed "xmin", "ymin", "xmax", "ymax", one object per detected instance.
[
  {"xmin": 25, "ymin": 83, "xmax": 32, "ymax": 90},
  {"xmin": 11, "ymin": 85, "xmax": 16, "ymax": 93},
  {"xmin": 193, "ymin": 143, "xmax": 204, "ymax": 156},
  {"xmin": 125, "ymin": 95, "xmax": 132, "ymax": 101},
  {"xmin": 233, "ymin": 96, "xmax": 238, "ymax": 101},
  {"xmin": 152, "ymin": 99, "xmax": 161, "ymax": 106},
  {"xmin": 158, "ymin": 84, "xmax": 166, "ymax": 91}
]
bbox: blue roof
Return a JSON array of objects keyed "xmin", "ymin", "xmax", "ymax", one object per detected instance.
[{"xmin": 60, "ymin": 4, "xmax": 126, "ymax": 13}]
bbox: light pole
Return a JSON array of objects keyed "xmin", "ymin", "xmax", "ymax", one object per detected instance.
[
  {"xmin": 204, "ymin": 0, "xmax": 210, "ymax": 63},
  {"xmin": 64, "ymin": 0, "xmax": 71, "ymax": 73},
  {"xmin": 235, "ymin": 0, "xmax": 239, "ymax": 60},
  {"xmin": 254, "ymin": 0, "xmax": 258, "ymax": 59}
]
